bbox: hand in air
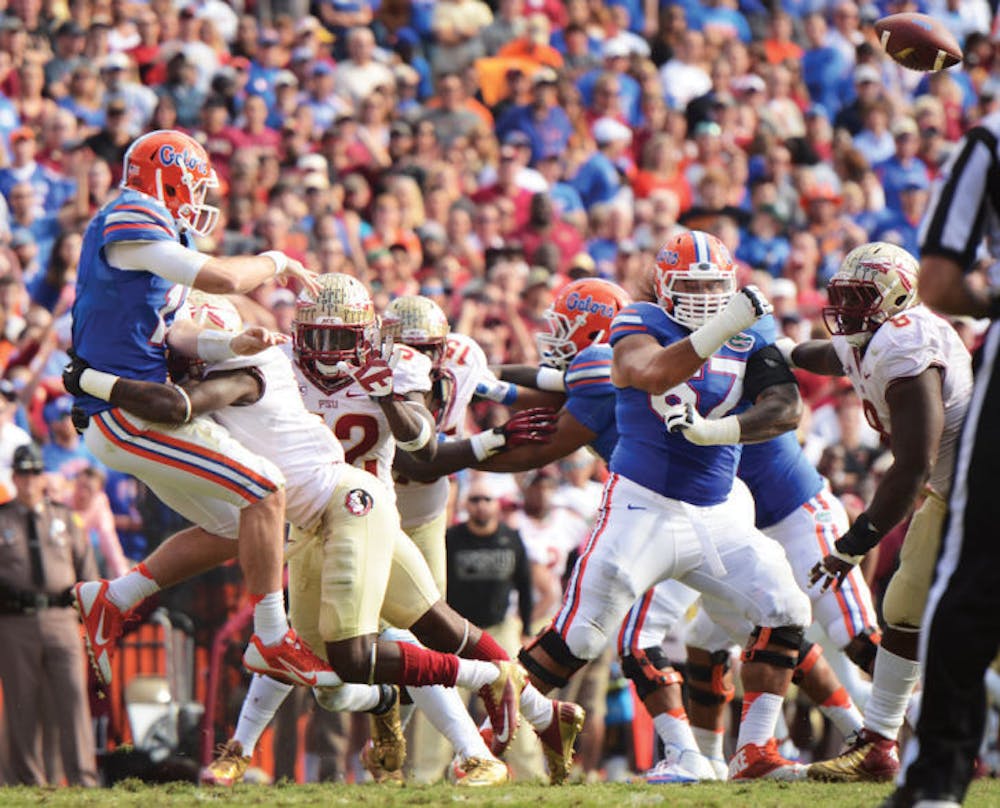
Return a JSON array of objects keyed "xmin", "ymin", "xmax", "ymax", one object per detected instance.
[
  {"xmin": 337, "ymin": 356, "xmax": 394, "ymax": 399},
  {"xmin": 277, "ymin": 257, "xmax": 321, "ymax": 298}
]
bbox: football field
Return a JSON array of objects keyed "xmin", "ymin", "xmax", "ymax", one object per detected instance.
[{"xmin": 1, "ymin": 780, "xmax": 999, "ymax": 807}]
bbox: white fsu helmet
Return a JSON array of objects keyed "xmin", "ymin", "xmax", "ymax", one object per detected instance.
[
  {"xmin": 382, "ymin": 295, "xmax": 450, "ymax": 369},
  {"xmin": 823, "ymin": 241, "xmax": 919, "ymax": 349},
  {"xmin": 293, "ymin": 273, "xmax": 378, "ymax": 392}
]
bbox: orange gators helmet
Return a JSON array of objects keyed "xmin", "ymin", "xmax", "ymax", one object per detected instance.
[
  {"xmin": 536, "ymin": 278, "xmax": 631, "ymax": 369},
  {"xmin": 823, "ymin": 241, "xmax": 919, "ymax": 349},
  {"xmin": 121, "ymin": 129, "xmax": 220, "ymax": 236},
  {"xmin": 653, "ymin": 230, "xmax": 737, "ymax": 330}
]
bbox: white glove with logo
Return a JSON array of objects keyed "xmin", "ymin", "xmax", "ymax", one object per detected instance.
[
  {"xmin": 337, "ymin": 356, "xmax": 394, "ymax": 399},
  {"xmin": 689, "ymin": 286, "xmax": 773, "ymax": 359},
  {"xmin": 663, "ymin": 402, "xmax": 741, "ymax": 446}
]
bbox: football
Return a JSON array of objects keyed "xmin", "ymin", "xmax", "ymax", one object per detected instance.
[{"xmin": 875, "ymin": 12, "xmax": 963, "ymax": 71}]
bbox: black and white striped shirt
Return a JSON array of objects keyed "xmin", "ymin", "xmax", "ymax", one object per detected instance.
[{"xmin": 920, "ymin": 111, "xmax": 1000, "ymax": 286}]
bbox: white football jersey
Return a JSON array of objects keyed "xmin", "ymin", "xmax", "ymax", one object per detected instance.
[
  {"xmin": 207, "ymin": 347, "xmax": 346, "ymax": 532},
  {"xmin": 293, "ymin": 343, "xmax": 433, "ymax": 499},
  {"xmin": 395, "ymin": 333, "xmax": 490, "ymax": 529},
  {"xmin": 513, "ymin": 506, "xmax": 590, "ymax": 617},
  {"xmin": 832, "ymin": 305, "xmax": 972, "ymax": 497}
]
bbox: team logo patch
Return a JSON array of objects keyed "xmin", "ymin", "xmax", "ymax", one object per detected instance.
[
  {"xmin": 344, "ymin": 489, "xmax": 373, "ymax": 517},
  {"xmin": 816, "ymin": 511, "xmax": 833, "ymax": 524},
  {"xmin": 725, "ymin": 333, "xmax": 754, "ymax": 352}
]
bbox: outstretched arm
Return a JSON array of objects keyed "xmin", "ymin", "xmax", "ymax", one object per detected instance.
[
  {"xmin": 737, "ymin": 382, "xmax": 802, "ymax": 444},
  {"xmin": 789, "ymin": 340, "xmax": 844, "ymax": 376}
]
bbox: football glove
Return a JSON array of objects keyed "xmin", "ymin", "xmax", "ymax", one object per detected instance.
[
  {"xmin": 337, "ymin": 357, "xmax": 394, "ymax": 399},
  {"xmin": 663, "ymin": 402, "xmax": 741, "ymax": 445}
]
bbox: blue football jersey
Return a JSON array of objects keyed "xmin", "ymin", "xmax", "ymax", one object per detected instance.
[
  {"xmin": 738, "ymin": 433, "xmax": 823, "ymax": 529},
  {"xmin": 563, "ymin": 344, "xmax": 617, "ymax": 464},
  {"xmin": 607, "ymin": 302, "xmax": 776, "ymax": 506},
  {"xmin": 71, "ymin": 189, "xmax": 190, "ymax": 416}
]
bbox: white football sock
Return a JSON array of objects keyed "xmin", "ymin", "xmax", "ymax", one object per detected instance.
[
  {"xmin": 653, "ymin": 708, "xmax": 700, "ymax": 754},
  {"xmin": 407, "ymin": 685, "xmax": 493, "ymax": 760},
  {"xmin": 313, "ymin": 683, "xmax": 383, "ymax": 713},
  {"xmin": 454, "ymin": 660, "xmax": 499, "ymax": 690},
  {"xmin": 864, "ymin": 646, "xmax": 921, "ymax": 740},
  {"xmin": 736, "ymin": 693, "xmax": 784, "ymax": 749},
  {"xmin": 819, "ymin": 688, "xmax": 864, "ymax": 738},
  {"xmin": 519, "ymin": 684, "xmax": 555, "ymax": 730},
  {"xmin": 232, "ymin": 674, "xmax": 293, "ymax": 755},
  {"xmin": 106, "ymin": 566, "xmax": 159, "ymax": 611},
  {"xmin": 692, "ymin": 726, "xmax": 725, "ymax": 761},
  {"xmin": 252, "ymin": 591, "xmax": 289, "ymax": 646}
]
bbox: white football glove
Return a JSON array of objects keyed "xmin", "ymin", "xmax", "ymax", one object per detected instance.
[
  {"xmin": 689, "ymin": 286, "xmax": 773, "ymax": 359},
  {"xmin": 337, "ymin": 356, "xmax": 394, "ymax": 399},
  {"xmin": 663, "ymin": 402, "xmax": 741, "ymax": 446}
]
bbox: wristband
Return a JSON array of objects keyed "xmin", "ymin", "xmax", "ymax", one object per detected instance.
[
  {"xmin": 79, "ymin": 368, "xmax": 120, "ymax": 401},
  {"xmin": 834, "ymin": 512, "xmax": 882, "ymax": 557},
  {"xmin": 536, "ymin": 366, "xmax": 566, "ymax": 392},
  {"xmin": 396, "ymin": 417, "xmax": 433, "ymax": 452},
  {"xmin": 695, "ymin": 415, "xmax": 742, "ymax": 445},
  {"xmin": 197, "ymin": 329, "xmax": 238, "ymax": 362},
  {"xmin": 259, "ymin": 250, "xmax": 288, "ymax": 276},
  {"xmin": 469, "ymin": 428, "xmax": 507, "ymax": 461},
  {"xmin": 171, "ymin": 384, "xmax": 192, "ymax": 424},
  {"xmin": 689, "ymin": 317, "xmax": 737, "ymax": 359}
]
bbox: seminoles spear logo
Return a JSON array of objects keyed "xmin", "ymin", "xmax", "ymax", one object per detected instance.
[{"xmin": 344, "ymin": 488, "xmax": 374, "ymax": 516}]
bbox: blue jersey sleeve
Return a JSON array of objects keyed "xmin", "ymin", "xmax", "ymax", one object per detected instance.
[
  {"xmin": 102, "ymin": 192, "xmax": 178, "ymax": 244},
  {"xmin": 609, "ymin": 302, "xmax": 687, "ymax": 347},
  {"xmin": 564, "ymin": 345, "xmax": 617, "ymax": 462}
]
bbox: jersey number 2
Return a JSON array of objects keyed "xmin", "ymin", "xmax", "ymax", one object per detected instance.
[{"xmin": 334, "ymin": 413, "xmax": 379, "ymax": 476}]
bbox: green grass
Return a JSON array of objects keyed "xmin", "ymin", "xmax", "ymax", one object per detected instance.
[{"xmin": 0, "ymin": 780, "xmax": 998, "ymax": 807}]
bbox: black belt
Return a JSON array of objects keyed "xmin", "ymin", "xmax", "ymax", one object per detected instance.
[{"xmin": 0, "ymin": 589, "xmax": 74, "ymax": 614}]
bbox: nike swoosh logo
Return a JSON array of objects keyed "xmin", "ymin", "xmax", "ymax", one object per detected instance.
[
  {"xmin": 494, "ymin": 709, "xmax": 511, "ymax": 745},
  {"xmin": 626, "ymin": 504, "xmax": 646, "ymax": 511},
  {"xmin": 277, "ymin": 659, "xmax": 318, "ymax": 687},
  {"xmin": 93, "ymin": 611, "xmax": 111, "ymax": 647},
  {"xmin": 345, "ymin": 391, "xmax": 369, "ymax": 398}
]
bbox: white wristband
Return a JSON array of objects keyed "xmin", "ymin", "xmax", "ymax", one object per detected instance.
[
  {"xmin": 469, "ymin": 429, "xmax": 507, "ymax": 461},
  {"xmin": 536, "ymin": 366, "xmax": 566, "ymax": 392},
  {"xmin": 775, "ymin": 337, "xmax": 797, "ymax": 368},
  {"xmin": 260, "ymin": 250, "xmax": 288, "ymax": 276},
  {"xmin": 689, "ymin": 317, "xmax": 739, "ymax": 359},
  {"xmin": 397, "ymin": 417, "xmax": 433, "ymax": 452},
  {"xmin": 172, "ymin": 384, "xmax": 192, "ymax": 424},
  {"xmin": 197, "ymin": 329, "xmax": 238, "ymax": 362},
  {"xmin": 830, "ymin": 545, "xmax": 864, "ymax": 566},
  {"xmin": 79, "ymin": 368, "xmax": 120, "ymax": 401},
  {"xmin": 695, "ymin": 415, "xmax": 742, "ymax": 445}
]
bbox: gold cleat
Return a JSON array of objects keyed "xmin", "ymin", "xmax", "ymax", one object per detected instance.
[
  {"xmin": 537, "ymin": 701, "xmax": 586, "ymax": 785},
  {"xmin": 452, "ymin": 756, "xmax": 510, "ymax": 787},
  {"xmin": 200, "ymin": 739, "xmax": 251, "ymax": 786},
  {"xmin": 807, "ymin": 729, "xmax": 899, "ymax": 783},
  {"xmin": 478, "ymin": 661, "xmax": 527, "ymax": 755},
  {"xmin": 362, "ymin": 691, "xmax": 406, "ymax": 784}
]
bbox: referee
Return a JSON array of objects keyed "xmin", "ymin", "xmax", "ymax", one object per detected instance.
[{"xmin": 887, "ymin": 116, "xmax": 1000, "ymax": 807}]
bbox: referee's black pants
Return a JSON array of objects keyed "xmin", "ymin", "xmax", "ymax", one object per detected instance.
[{"xmin": 903, "ymin": 323, "xmax": 1000, "ymax": 802}]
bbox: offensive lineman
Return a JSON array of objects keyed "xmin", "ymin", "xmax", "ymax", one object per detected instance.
[{"xmin": 784, "ymin": 242, "xmax": 972, "ymax": 783}]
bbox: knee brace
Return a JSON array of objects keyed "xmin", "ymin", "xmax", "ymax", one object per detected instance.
[
  {"xmin": 563, "ymin": 619, "xmax": 610, "ymax": 663},
  {"xmin": 621, "ymin": 646, "xmax": 683, "ymax": 700},
  {"xmin": 518, "ymin": 628, "xmax": 588, "ymax": 691},
  {"xmin": 792, "ymin": 640, "xmax": 822, "ymax": 685},
  {"xmin": 844, "ymin": 627, "xmax": 881, "ymax": 675},
  {"xmin": 686, "ymin": 649, "xmax": 735, "ymax": 707},
  {"xmin": 741, "ymin": 625, "xmax": 804, "ymax": 670}
]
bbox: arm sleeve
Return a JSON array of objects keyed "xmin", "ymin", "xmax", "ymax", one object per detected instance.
[
  {"xmin": 743, "ymin": 344, "xmax": 797, "ymax": 403},
  {"xmin": 105, "ymin": 240, "xmax": 211, "ymax": 286}
]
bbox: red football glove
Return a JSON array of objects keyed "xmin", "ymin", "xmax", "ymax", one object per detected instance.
[
  {"xmin": 499, "ymin": 407, "xmax": 559, "ymax": 447},
  {"xmin": 337, "ymin": 357, "xmax": 394, "ymax": 399}
]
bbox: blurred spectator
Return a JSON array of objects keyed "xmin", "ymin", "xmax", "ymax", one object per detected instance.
[{"xmin": 0, "ymin": 380, "xmax": 31, "ymax": 504}]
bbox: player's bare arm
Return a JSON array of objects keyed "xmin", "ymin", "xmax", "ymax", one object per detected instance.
[
  {"xmin": 918, "ymin": 254, "xmax": 992, "ymax": 318},
  {"xmin": 380, "ymin": 392, "xmax": 439, "ymax": 462},
  {"xmin": 811, "ymin": 368, "xmax": 945, "ymax": 591},
  {"xmin": 611, "ymin": 332, "xmax": 709, "ymax": 394},
  {"xmin": 788, "ymin": 340, "xmax": 845, "ymax": 376},
  {"xmin": 737, "ymin": 381, "xmax": 802, "ymax": 444},
  {"xmin": 392, "ymin": 407, "xmax": 560, "ymax": 481}
]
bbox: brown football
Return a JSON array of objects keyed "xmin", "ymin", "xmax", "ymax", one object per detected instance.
[{"xmin": 875, "ymin": 13, "xmax": 962, "ymax": 71}]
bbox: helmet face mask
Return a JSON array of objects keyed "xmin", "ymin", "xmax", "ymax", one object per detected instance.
[
  {"xmin": 535, "ymin": 278, "xmax": 631, "ymax": 369},
  {"xmin": 122, "ymin": 129, "xmax": 220, "ymax": 237},
  {"xmin": 654, "ymin": 231, "xmax": 737, "ymax": 330},
  {"xmin": 822, "ymin": 241, "xmax": 918, "ymax": 350},
  {"xmin": 293, "ymin": 274, "xmax": 377, "ymax": 393}
]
